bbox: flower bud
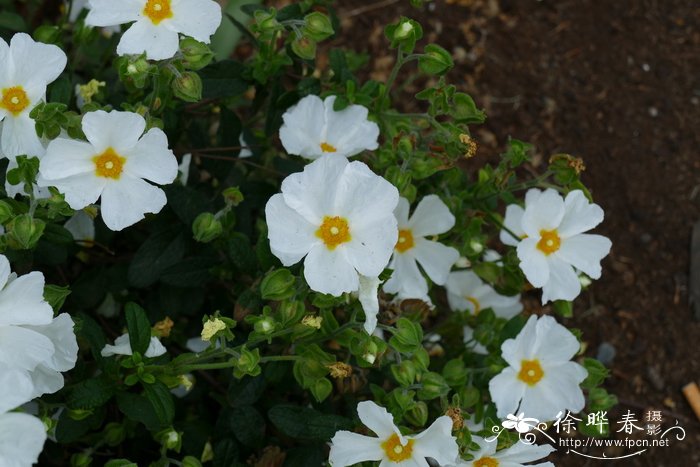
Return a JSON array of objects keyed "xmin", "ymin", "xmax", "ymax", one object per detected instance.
[
  {"xmin": 234, "ymin": 347, "xmax": 261, "ymax": 378},
  {"xmin": 179, "ymin": 37, "xmax": 214, "ymax": 71},
  {"xmin": 158, "ymin": 428, "xmax": 182, "ymax": 452},
  {"xmin": 417, "ymin": 372, "xmax": 450, "ymax": 400},
  {"xmin": 7, "ymin": 214, "xmax": 45, "ymax": 250},
  {"xmin": 260, "ymin": 268, "xmax": 296, "ymax": 300},
  {"xmin": 385, "ymin": 17, "xmax": 423, "ymax": 53},
  {"xmin": 70, "ymin": 453, "xmax": 92, "ymax": 467},
  {"xmin": 291, "ymin": 36, "xmax": 317, "ymax": 60},
  {"xmin": 303, "ymin": 12, "xmax": 334, "ymax": 41},
  {"xmin": 34, "ymin": 25, "xmax": 61, "ymax": 45},
  {"xmin": 222, "ymin": 186, "xmax": 244, "ymax": 206},
  {"xmin": 254, "ymin": 10, "xmax": 280, "ymax": 34},
  {"xmin": 172, "ymin": 71, "xmax": 203, "ymax": 103},
  {"xmin": 254, "ymin": 317, "xmax": 275, "ymax": 334},
  {"xmin": 391, "ymin": 360, "xmax": 417, "ymax": 386},
  {"xmin": 404, "ymin": 401, "xmax": 429, "ymax": 427},
  {"xmin": 192, "ymin": 212, "xmax": 222, "ymax": 243},
  {"xmin": 103, "ymin": 422, "xmax": 126, "ymax": 446},
  {"xmin": 419, "ymin": 44, "xmax": 454, "ymax": 75},
  {"xmin": 182, "ymin": 456, "xmax": 203, "ymax": 467}
]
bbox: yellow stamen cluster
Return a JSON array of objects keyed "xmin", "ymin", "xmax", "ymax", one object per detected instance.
[
  {"xmin": 536, "ymin": 229, "xmax": 561, "ymax": 255},
  {"xmin": 320, "ymin": 142, "xmax": 337, "ymax": 153},
  {"xmin": 381, "ymin": 433, "xmax": 414, "ymax": 462},
  {"xmin": 1, "ymin": 86, "xmax": 30, "ymax": 115},
  {"xmin": 518, "ymin": 359, "xmax": 544, "ymax": 386},
  {"xmin": 143, "ymin": 0, "xmax": 173, "ymax": 24},
  {"xmin": 459, "ymin": 133, "xmax": 478, "ymax": 159},
  {"xmin": 327, "ymin": 362, "xmax": 352, "ymax": 379},
  {"xmin": 93, "ymin": 148, "xmax": 126, "ymax": 179},
  {"xmin": 474, "ymin": 457, "xmax": 500, "ymax": 467},
  {"xmin": 316, "ymin": 216, "xmax": 351, "ymax": 250},
  {"xmin": 395, "ymin": 229, "xmax": 415, "ymax": 253}
]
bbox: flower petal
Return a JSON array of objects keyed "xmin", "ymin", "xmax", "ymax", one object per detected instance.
[
  {"xmin": 540, "ymin": 256, "xmax": 580, "ymax": 304},
  {"xmin": 500, "ymin": 314, "xmax": 538, "ymax": 366},
  {"xmin": 0, "ymin": 271, "xmax": 53, "ymax": 326},
  {"xmin": 394, "ymin": 197, "xmax": 410, "ymax": 227},
  {"xmin": 500, "ymin": 204, "xmax": 525, "ymax": 247},
  {"xmin": 1, "ymin": 113, "xmax": 45, "ymax": 158},
  {"xmin": 516, "ymin": 238, "xmax": 550, "ymax": 288},
  {"xmin": 343, "ymin": 216, "xmax": 397, "ymax": 277},
  {"xmin": 445, "ymin": 270, "xmax": 483, "ymax": 312},
  {"xmin": 86, "ymin": 0, "xmax": 141, "ymax": 26},
  {"xmin": 28, "ymin": 364, "xmax": 65, "ymax": 398},
  {"xmin": 281, "ymin": 155, "xmax": 347, "ymax": 224},
  {"xmin": 82, "ymin": 110, "xmax": 146, "ymax": 154},
  {"xmin": 328, "ymin": 431, "xmax": 383, "ymax": 466},
  {"xmin": 279, "ymin": 94, "xmax": 326, "ymax": 159},
  {"xmin": 40, "ymin": 138, "xmax": 96, "ymax": 179},
  {"xmin": 411, "ymin": 416, "xmax": 459, "ymax": 466},
  {"xmin": 383, "ymin": 252, "xmax": 428, "ymax": 298},
  {"xmin": 557, "ymin": 190, "xmax": 604, "ymax": 237},
  {"xmin": 358, "ymin": 275, "xmax": 380, "ymax": 334},
  {"xmin": 323, "ymin": 96, "xmax": 379, "ymax": 158},
  {"xmin": 303, "ymin": 244, "xmax": 358, "ymax": 296},
  {"xmin": 489, "ymin": 368, "xmax": 526, "ymax": 419},
  {"xmin": 357, "ymin": 401, "xmax": 399, "ymax": 440},
  {"xmin": 265, "ymin": 194, "xmax": 316, "ymax": 266},
  {"xmin": 335, "ymin": 160, "xmax": 399, "ymax": 230},
  {"xmin": 411, "ymin": 238, "xmax": 459, "ymax": 285},
  {"xmin": 170, "ymin": 0, "xmax": 222, "ymax": 43},
  {"xmin": 556, "ymin": 233, "xmax": 611, "ymax": 279},
  {"xmin": 24, "ymin": 313, "xmax": 78, "ymax": 372},
  {"xmin": 0, "ymin": 366, "xmax": 35, "ymax": 413},
  {"xmin": 0, "ymin": 412, "xmax": 47, "ymax": 466},
  {"xmin": 407, "ymin": 195, "xmax": 455, "ymax": 236},
  {"xmin": 9, "ymin": 33, "xmax": 67, "ymax": 91},
  {"xmin": 100, "ymin": 176, "xmax": 167, "ymax": 231},
  {"xmin": 521, "ymin": 188, "xmax": 565, "ymax": 237},
  {"xmin": 117, "ymin": 19, "xmax": 180, "ymax": 60},
  {"xmin": 124, "ymin": 128, "xmax": 178, "ymax": 185},
  {"xmin": 531, "ymin": 315, "xmax": 581, "ymax": 363},
  {"xmin": 48, "ymin": 172, "xmax": 107, "ymax": 210},
  {"xmin": 496, "ymin": 441, "xmax": 555, "ymax": 464},
  {"xmin": 0, "ymin": 325, "xmax": 54, "ymax": 371}
]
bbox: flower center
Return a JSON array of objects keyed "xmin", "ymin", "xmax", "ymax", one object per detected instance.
[
  {"xmin": 518, "ymin": 359, "xmax": 544, "ymax": 386},
  {"xmin": 143, "ymin": 0, "xmax": 173, "ymax": 24},
  {"xmin": 320, "ymin": 142, "xmax": 337, "ymax": 153},
  {"xmin": 93, "ymin": 148, "xmax": 126, "ymax": 179},
  {"xmin": 466, "ymin": 296, "xmax": 481, "ymax": 314},
  {"xmin": 381, "ymin": 433, "xmax": 414, "ymax": 463},
  {"xmin": 316, "ymin": 216, "xmax": 351, "ymax": 250},
  {"xmin": 395, "ymin": 229, "xmax": 414, "ymax": 253},
  {"xmin": 1, "ymin": 86, "xmax": 30, "ymax": 116},
  {"xmin": 474, "ymin": 457, "xmax": 500, "ymax": 467},
  {"xmin": 536, "ymin": 229, "xmax": 561, "ymax": 255}
]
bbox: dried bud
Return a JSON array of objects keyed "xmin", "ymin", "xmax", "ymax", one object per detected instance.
[
  {"xmin": 153, "ymin": 316, "xmax": 174, "ymax": 338},
  {"xmin": 445, "ymin": 407, "xmax": 464, "ymax": 430},
  {"xmin": 327, "ymin": 362, "xmax": 353, "ymax": 379}
]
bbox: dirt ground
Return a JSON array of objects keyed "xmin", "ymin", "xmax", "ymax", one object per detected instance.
[{"xmin": 337, "ymin": 0, "xmax": 700, "ymax": 464}]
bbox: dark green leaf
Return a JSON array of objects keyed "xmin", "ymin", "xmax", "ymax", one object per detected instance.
[
  {"xmin": 268, "ymin": 405, "xmax": 352, "ymax": 441},
  {"xmin": 128, "ymin": 228, "xmax": 186, "ymax": 288},
  {"xmin": 68, "ymin": 377, "xmax": 116, "ymax": 410},
  {"xmin": 125, "ymin": 302, "xmax": 152, "ymax": 355},
  {"xmin": 143, "ymin": 381, "xmax": 175, "ymax": 426}
]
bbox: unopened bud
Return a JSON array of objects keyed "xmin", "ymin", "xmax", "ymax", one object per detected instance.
[
  {"xmin": 291, "ymin": 36, "xmax": 317, "ymax": 60},
  {"xmin": 7, "ymin": 214, "xmax": 45, "ymax": 250},
  {"xmin": 179, "ymin": 37, "xmax": 214, "ymax": 70},
  {"xmin": 172, "ymin": 71, "xmax": 203, "ymax": 103},
  {"xmin": 192, "ymin": 212, "xmax": 222, "ymax": 243},
  {"xmin": 303, "ymin": 12, "xmax": 334, "ymax": 41},
  {"xmin": 260, "ymin": 268, "xmax": 295, "ymax": 301}
]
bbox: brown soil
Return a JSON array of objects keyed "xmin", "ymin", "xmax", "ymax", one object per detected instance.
[{"xmin": 339, "ymin": 0, "xmax": 700, "ymax": 464}]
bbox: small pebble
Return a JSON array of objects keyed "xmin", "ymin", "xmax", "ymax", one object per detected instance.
[{"xmin": 596, "ymin": 342, "xmax": 616, "ymax": 366}]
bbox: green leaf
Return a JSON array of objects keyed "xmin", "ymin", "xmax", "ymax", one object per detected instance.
[
  {"xmin": 143, "ymin": 381, "xmax": 175, "ymax": 426},
  {"xmin": 117, "ymin": 392, "xmax": 163, "ymax": 432},
  {"xmin": 199, "ymin": 60, "xmax": 248, "ymax": 99},
  {"xmin": 231, "ymin": 406, "xmax": 265, "ymax": 447},
  {"xmin": 68, "ymin": 377, "xmax": 116, "ymax": 410},
  {"xmin": 128, "ymin": 228, "xmax": 186, "ymax": 288},
  {"xmin": 581, "ymin": 357, "xmax": 609, "ymax": 389},
  {"xmin": 268, "ymin": 405, "xmax": 352, "ymax": 441},
  {"xmin": 104, "ymin": 460, "xmax": 137, "ymax": 467},
  {"xmin": 552, "ymin": 300, "xmax": 573, "ymax": 318},
  {"xmin": 160, "ymin": 257, "xmax": 217, "ymax": 288},
  {"xmin": 124, "ymin": 302, "xmax": 152, "ymax": 355},
  {"xmin": 0, "ymin": 12, "xmax": 26, "ymax": 31},
  {"xmin": 44, "ymin": 284, "xmax": 71, "ymax": 313}
]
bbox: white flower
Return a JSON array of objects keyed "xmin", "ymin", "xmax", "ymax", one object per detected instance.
[
  {"xmin": 279, "ymin": 95, "xmax": 379, "ymax": 160},
  {"xmin": 0, "ymin": 33, "xmax": 67, "ymax": 158},
  {"xmin": 383, "ymin": 196, "xmax": 460, "ymax": 301},
  {"xmin": 450, "ymin": 436, "xmax": 554, "ymax": 467},
  {"xmin": 64, "ymin": 210, "xmax": 96, "ymax": 244},
  {"xmin": 239, "ymin": 134, "xmax": 252, "ymax": 158},
  {"xmin": 329, "ymin": 400, "xmax": 459, "ymax": 467},
  {"xmin": 101, "ymin": 333, "xmax": 167, "ymax": 358},
  {"xmin": 0, "ymin": 255, "xmax": 78, "ymax": 398},
  {"xmin": 39, "ymin": 110, "xmax": 179, "ymax": 231},
  {"xmin": 265, "ymin": 156, "xmax": 398, "ymax": 298},
  {"xmin": 488, "ymin": 315, "xmax": 587, "ymax": 422},
  {"xmin": 0, "ymin": 366, "xmax": 47, "ymax": 467},
  {"xmin": 463, "ymin": 325, "xmax": 487, "ymax": 355},
  {"xmin": 446, "ymin": 270, "xmax": 522, "ymax": 319},
  {"xmin": 86, "ymin": 0, "xmax": 222, "ymax": 60},
  {"xmin": 502, "ymin": 188, "xmax": 612, "ymax": 303},
  {"xmin": 357, "ymin": 275, "xmax": 381, "ymax": 334}
]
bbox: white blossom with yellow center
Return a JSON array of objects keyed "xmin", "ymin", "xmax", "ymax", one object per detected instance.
[
  {"xmin": 329, "ymin": 401, "xmax": 459, "ymax": 467},
  {"xmin": 488, "ymin": 315, "xmax": 587, "ymax": 422},
  {"xmin": 0, "ymin": 33, "xmax": 66, "ymax": 159},
  {"xmin": 265, "ymin": 156, "xmax": 398, "ymax": 333},
  {"xmin": 39, "ymin": 110, "xmax": 179, "ymax": 231},
  {"xmin": 101, "ymin": 333, "xmax": 167, "ymax": 358},
  {"xmin": 85, "ymin": 0, "xmax": 222, "ymax": 60},
  {"xmin": 501, "ymin": 188, "xmax": 612, "ymax": 304},
  {"xmin": 279, "ymin": 95, "xmax": 380, "ymax": 160},
  {"xmin": 383, "ymin": 196, "xmax": 460, "ymax": 302},
  {"xmin": 445, "ymin": 270, "xmax": 522, "ymax": 319},
  {"xmin": 446, "ymin": 436, "xmax": 555, "ymax": 467}
]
